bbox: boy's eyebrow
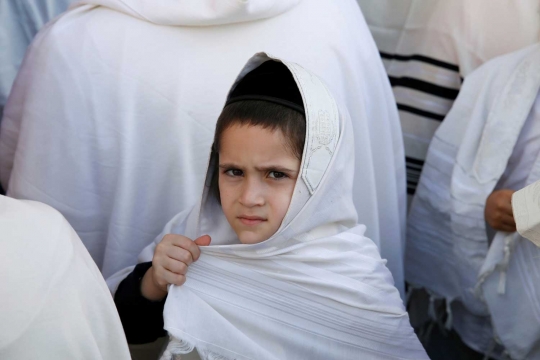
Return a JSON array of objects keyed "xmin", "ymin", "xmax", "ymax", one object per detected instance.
[
  {"xmin": 219, "ymin": 163, "xmax": 242, "ymax": 169},
  {"xmin": 255, "ymin": 165, "xmax": 298, "ymax": 173}
]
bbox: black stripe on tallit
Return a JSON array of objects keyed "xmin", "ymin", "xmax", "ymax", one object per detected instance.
[
  {"xmin": 380, "ymin": 52, "xmax": 460, "ymax": 72},
  {"xmin": 397, "ymin": 104, "xmax": 445, "ymax": 121},
  {"xmin": 406, "ymin": 157, "xmax": 425, "ymax": 196},
  {"xmin": 389, "ymin": 76, "xmax": 459, "ymax": 100}
]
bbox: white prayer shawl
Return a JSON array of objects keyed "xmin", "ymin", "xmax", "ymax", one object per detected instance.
[
  {"xmin": 0, "ymin": 195, "xmax": 131, "ymax": 360},
  {"xmin": 513, "ymin": 180, "xmax": 540, "ymax": 247},
  {"xmin": 0, "ymin": 0, "xmax": 73, "ymax": 122},
  {"xmin": 356, "ymin": 0, "xmax": 540, "ymax": 195},
  {"xmin": 111, "ymin": 54, "xmax": 426, "ymax": 360},
  {"xmin": 0, "ymin": 0, "xmax": 406, "ymax": 296},
  {"xmin": 406, "ymin": 44, "xmax": 540, "ymax": 358}
]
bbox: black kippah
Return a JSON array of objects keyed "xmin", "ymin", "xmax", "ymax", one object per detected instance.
[{"xmin": 225, "ymin": 61, "xmax": 305, "ymax": 114}]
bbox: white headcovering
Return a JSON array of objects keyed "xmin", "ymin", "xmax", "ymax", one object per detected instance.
[
  {"xmin": 125, "ymin": 53, "xmax": 426, "ymax": 360},
  {"xmin": 406, "ymin": 44, "xmax": 540, "ymax": 358},
  {"xmin": 0, "ymin": 195, "xmax": 131, "ymax": 360},
  {"xmin": 0, "ymin": 0, "xmax": 406, "ymax": 297}
]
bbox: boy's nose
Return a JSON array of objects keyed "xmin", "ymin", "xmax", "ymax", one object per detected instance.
[{"xmin": 239, "ymin": 180, "xmax": 265, "ymax": 207}]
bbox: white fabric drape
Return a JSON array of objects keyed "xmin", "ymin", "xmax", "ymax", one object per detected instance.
[
  {"xmin": 513, "ymin": 180, "xmax": 540, "ymax": 247},
  {"xmin": 109, "ymin": 53, "xmax": 425, "ymax": 360},
  {"xmin": 0, "ymin": 0, "xmax": 406, "ymax": 296},
  {"xmin": 406, "ymin": 44, "xmax": 540, "ymax": 359},
  {"xmin": 0, "ymin": 195, "xmax": 131, "ymax": 360},
  {"xmin": 0, "ymin": 0, "xmax": 74, "ymax": 122},
  {"xmin": 356, "ymin": 0, "xmax": 540, "ymax": 196}
]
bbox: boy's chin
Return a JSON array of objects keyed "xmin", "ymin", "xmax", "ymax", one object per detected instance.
[{"xmin": 237, "ymin": 231, "xmax": 271, "ymax": 245}]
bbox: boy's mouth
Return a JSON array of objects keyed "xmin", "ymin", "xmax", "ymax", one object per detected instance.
[{"xmin": 238, "ymin": 215, "xmax": 266, "ymax": 226}]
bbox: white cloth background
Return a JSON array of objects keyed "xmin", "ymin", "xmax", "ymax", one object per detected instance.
[
  {"xmin": 0, "ymin": 0, "xmax": 407, "ymax": 296},
  {"xmin": 356, "ymin": 0, "xmax": 540, "ymax": 196},
  {"xmin": 0, "ymin": 195, "xmax": 131, "ymax": 360},
  {"xmin": 0, "ymin": 0, "xmax": 74, "ymax": 122},
  {"xmin": 406, "ymin": 44, "xmax": 540, "ymax": 358},
  {"xmin": 512, "ymin": 179, "xmax": 540, "ymax": 247},
  {"xmin": 109, "ymin": 54, "xmax": 426, "ymax": 360}
]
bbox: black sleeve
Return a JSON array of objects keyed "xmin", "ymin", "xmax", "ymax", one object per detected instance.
[{"xmin": 114, "ymin": 262, "xmax": 168, "ymax": 344}]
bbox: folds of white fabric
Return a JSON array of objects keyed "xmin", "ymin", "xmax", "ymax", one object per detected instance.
[
  {"xmin": 164, "ymin": 232, "xmax": 424, "ymax": 360},
  {"xmin": 0, "ymin": 195, "xmax": 131, "ymax": 360},
  {"xmin": 513, "ymin": 180, "xmax": 540, "ymax": 247},
  {"xmin": 406, "ymin": 44, "xmax": 540, "ymax": 358},
  {"xmin": 108, "ymin": 53, "xmax": 424, "ymax": 359},
  {"xmin": 0, "ymin": 0, "xmax": 74, "ymax": 121},
  {"xmin": 356, "ymin": 0, "xmax": 540, "ymax": 196},
  {"xmin": 0, "ymin": 0, "xmax": 406, "ymax": 297}
]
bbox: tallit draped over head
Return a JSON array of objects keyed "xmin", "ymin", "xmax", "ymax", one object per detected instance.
[
  {"xmin": 407, "ymin": 44, "xmax": 540, "ymax": 359},
  {"xmin": 132, "ymin": 54, "xmax": 425, "ymax": 360},
  {"xmin": 0, "ymin": 196, "xmax": 131, "ymax": 360}
]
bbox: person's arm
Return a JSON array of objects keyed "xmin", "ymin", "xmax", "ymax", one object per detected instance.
[{"xmin": 114, "ymin": 262, "xmax": 167, "ymax": 344}]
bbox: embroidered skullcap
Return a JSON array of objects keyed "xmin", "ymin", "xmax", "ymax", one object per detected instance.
[{"xmin": 225, "ymin": 61, "xmax": 305, "ymax": 114}]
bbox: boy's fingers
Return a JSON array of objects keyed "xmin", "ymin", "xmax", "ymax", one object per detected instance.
[
  {"xmin": 164, "ymin": 271, "xmax": 186, "ymax": 286},
  {"xmin": 167, "ymin": 246, "xmax": 194, "ymax": 266},
  {"xmin": 163, "ymin": 257, "xmax": 188, "ymax": 275},
  {"xmin": 170, "ymin": 236, "xmax": 201, "ymax": 260},
  {"xmin": 195, "ymin": 235, "xmax": 211, "ymax": 247}
]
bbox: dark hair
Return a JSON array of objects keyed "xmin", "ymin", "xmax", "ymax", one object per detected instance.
[{"xmin": 210, "ymin": 100, "xmax": 306, "ymax": 201}]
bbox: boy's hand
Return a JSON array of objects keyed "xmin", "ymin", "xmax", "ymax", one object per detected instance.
[
  {"xmin": 141, "ymin": 234, "xmax": 211, "ymax": 301},
  {"xmin": 485, "ymin": 189, "xmax": 516, "ymax": 233}
]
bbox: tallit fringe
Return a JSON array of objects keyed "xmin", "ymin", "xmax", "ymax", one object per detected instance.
[
  {"xmin": 199, "ymin": 349, "xmax": 234, "ymax": 360},
  {"xmin": 483, "ymin": 339, "xmax": 497, "ymax": 360},
  {"xmin": 160, "ymin": 337, "xmax": 194, "ymax": 360},
  {"xmin": 407, "ymin": 285, "xmax": 454, "ymax": 338},
  {"xmin": 160, "ymin": 336, "xmax": 234, "ymax": 360},
  {"xmin": 475, "ymin": 233, "xmax": 518, "ymax": 298},
  {"xmin": 444, "ymin": 300, "xmax": 453, "ymax": 330}
]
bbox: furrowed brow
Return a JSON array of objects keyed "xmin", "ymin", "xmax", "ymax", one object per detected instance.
[{"xmin": 255, "ymin": 165, "xmax": 297, "ymax": 173}]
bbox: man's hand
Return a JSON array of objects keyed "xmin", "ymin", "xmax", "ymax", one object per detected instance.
[
  {"xmin": 485, "ymin": 189, "xmax": 516, "ymax": 232},
  {"xmin": 141, "ymin": 234, "xmax": 211, "ymax": 301}
]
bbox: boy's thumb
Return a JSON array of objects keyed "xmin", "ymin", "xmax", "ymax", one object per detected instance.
[{"xmin": 194, "ymin": 235, "xmax": 211, "ymax": 246}]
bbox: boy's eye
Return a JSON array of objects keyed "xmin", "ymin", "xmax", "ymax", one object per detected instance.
[
  {"xmin": 268, "ymin": 171, "xmax": 287, "ymax": 179},
  {"xmin": 225, "ymin": 169, "xmax": 243, "ymax": 177}
]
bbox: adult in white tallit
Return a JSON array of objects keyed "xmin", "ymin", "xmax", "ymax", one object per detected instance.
[
  {"xmin": 0, "ymin": 195, "xmax": 131, "ymax": 360},
  {"xmin": 109, "ymin": 54, "xmax": 426, "ymax": 360},
  {"xmin": 356, "ymin": 0, "xmax": 540, "ymax": 196},
  {"xmin": 407, "ymin": 44, "xmax": 540, "ymax": 359},
  {"xmin": 0, "ymin": 0, "xmax": 74, "ymax": 124},
  {"xmin": 0, "ymin": 0, "xmax": 407, "ymax": 296}
]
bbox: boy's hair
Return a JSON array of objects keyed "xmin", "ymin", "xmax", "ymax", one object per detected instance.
[{"xmin": 210, "ymin": 100, "xmax": 306, "ymax": 202}]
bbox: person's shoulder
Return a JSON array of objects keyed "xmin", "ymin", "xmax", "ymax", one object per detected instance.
[
  {"xmin": 1, "ymin": 195, "xmax": 61, "ymax": 218},
  {"xmin": 31, "ymin": 4, "xmax": 134, "ymax": 52},
  {"xmin": 466, "ymin": 44, "xmax": 540, "ymax": 88},
  {"xmin": 0, "ymin": 196, "xmax": 71, "ymax": 239}
]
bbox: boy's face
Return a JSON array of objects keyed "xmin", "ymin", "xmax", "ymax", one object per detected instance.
[{"xmin": 218, "ymin": 124, "xmax": 301, "ymax": 244}]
